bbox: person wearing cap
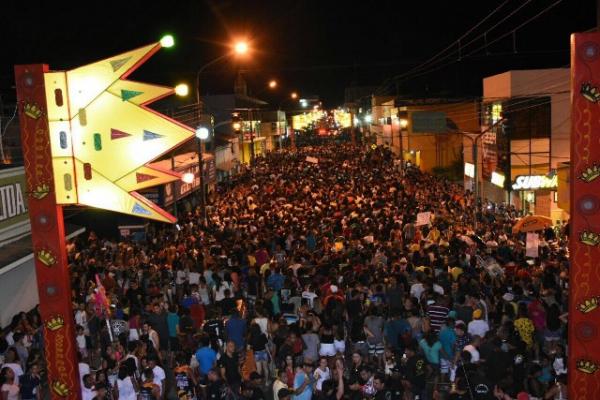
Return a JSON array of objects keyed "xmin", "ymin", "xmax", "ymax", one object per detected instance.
[{"xmin": 467, "ymin": 309, "xmax": 489, "ymax": 339}]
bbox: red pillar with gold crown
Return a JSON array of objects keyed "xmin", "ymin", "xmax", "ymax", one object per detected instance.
[
  {"xmin": 569, "ymin": 32, "xmax": 600, "ymax": 398},
  {"xmin": 14, "ymin": 64, "xmax": 81, "ymax": 399}
]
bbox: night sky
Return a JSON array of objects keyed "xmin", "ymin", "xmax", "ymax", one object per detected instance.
[{"xmin": 1, "ymin": 0, "xmax": 596, "ymax": 107}]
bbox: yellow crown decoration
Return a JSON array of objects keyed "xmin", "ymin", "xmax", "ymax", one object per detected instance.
[
  {"xmin": 576, "ymin": 359, "xmax": 599, "ymax": 374},
  {"xmin": 37, "ymin": 249, "xmax": 57, "ymax": 266},
  {"xmin": 580, "ymin": 164, "xmax": 600, "ymax": 183},
  {"xmin": 24, "ymin": 102, "xmax": 43, "ymax": 119},
  {"xmin": 51, "ymin": 380, "xmax": 70, "ymax": 397},
  {"xmin": 580, "ymin": 231, "xmax": 600, "ymax": 247},
  {"xmin": 581, "ymin": 82, "xmax": 600, "ymax": 103},
  {"xmin": 31, "ymin": 183, "xmax": 50, "ymax": 200},
  {"xmin": 577, "ymin": 297, "xmax": 600, "ymax": 314},
  {"xmin": 45, "ymin": 315, "xmax": 65, "ymax": 331}
]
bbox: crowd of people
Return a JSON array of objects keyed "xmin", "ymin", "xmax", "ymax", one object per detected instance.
[{"xmin": 0, "ymin": 143, "xmax": 571, "ymax": 399}]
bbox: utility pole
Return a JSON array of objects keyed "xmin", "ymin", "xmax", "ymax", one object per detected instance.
[{"xmin": 455, "ymin": 117, "xmax": 506, "ymax": 229}]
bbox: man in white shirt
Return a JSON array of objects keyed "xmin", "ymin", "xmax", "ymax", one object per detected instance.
[
  {"xmin": 468, "ymin": 309, "xmax": 489, "ymax": 338},
  {"xmin": 81, "ymin": 374, "xmax": 97, "ymax": 400},
  {"xmin": 148, "ymin": 356, "xmax": 166, "ymax": 397}
]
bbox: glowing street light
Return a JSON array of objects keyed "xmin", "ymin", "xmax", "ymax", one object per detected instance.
[
  {"xmin": 160, "ymin": 34, "xmax": 175, "ymax": 48},
  {"xmin": 399, "ymin": 118, "xmax": 408, "ymax": 128},
  {"xmin": 196, "ymin": 126, "xmax": 210, "ymax": 140},
  {"xmin": 232, "ymin": 122, "xmax": 242, "ymax": 131},
  {"xmin": 174, "ymin": 83, "xmax": 189, "ymax": 96},
  {"xmin": 234, "ymin": 41, "xmax": 249, "ymax": 55},
  {"xmin": 291, "ymin": 92, "xmax": 298, "ymax": 99},
  {"xmin": 364, "ymin": 114, "xmax": 373, "ymax": 123},
  {"xmin": 269, "ymin": 80, "xmax": 278, "ymax": 89}
]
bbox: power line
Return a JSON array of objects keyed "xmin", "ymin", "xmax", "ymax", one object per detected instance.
[{"xmin": 376, "ymin": 0, "xmax": 563, "ymax": 94}]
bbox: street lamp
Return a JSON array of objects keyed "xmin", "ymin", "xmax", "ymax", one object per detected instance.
[
  {"xmin": 174, "ymin": 83, "xmax": 189, "ymax": 97},
  {"xmin": 196, "ymin": 126, "xmax": 210, "ymax": 225},
  {"xmin": 195, "ymin": 40, "xmax": 250, "ymax": 122},
  {"xmin": 269, "ymin": 80, "xmax": 277, "ymax": 89},
  {"xmin": 291, "ymin": 92, "xmax": 298, "ymax": 99}
]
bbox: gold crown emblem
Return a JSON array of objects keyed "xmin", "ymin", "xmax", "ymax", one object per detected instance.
[
  {"xmin": 45, "ymin": 316, "xmax": 65, "ymax": 331},
  {"xmin": 580, "ymin": 164, "xmax": 600, "ymax": 183},
  {"xmin": 24, "ymin": 102, "xmax": 43, "ymax": 119},
  {"xmin": 31, "ymin": 183, "xmax": 50, "ymax": 200},
  {"xmin": 577, "ymin": 297, "xmax": 600, "ymax": 314},
  {"xmin": 581, "ymin": 82, "xmax": 600, "ymax": 103},
  {"xmin": 580, "ymin": 231, "xmax": 600, "ymax": 246},
  {"xmin": 51, "ymin": 380, "xmax": 70, "ymax": 397},
  {"xmin": 576, "ymin": 359, "xmax": 599, "ymax": 374},
  {"xmin": 37, "ymin": 249, "xmax": 56, "ymax": 266}
]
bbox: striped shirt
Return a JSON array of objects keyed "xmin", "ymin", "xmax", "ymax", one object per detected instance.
[{"xmin": 427, "ymin": 304, "xmax": 449, "ymax": 333}]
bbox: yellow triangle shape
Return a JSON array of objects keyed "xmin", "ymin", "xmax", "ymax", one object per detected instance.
[
  {"xmin": 73, "ymin": 160, "xmax": 175, "ymax": 223},
  {"xmin": 66, "ymin": 43, "xmax": 159, "ymax": 114},
  {"xmin": 70, "ymin": 91, "xmax": 194, "ymax": 182},
  {"xmin": 115, "ymin": 164, "xmax": 181, "ymax": 192}
]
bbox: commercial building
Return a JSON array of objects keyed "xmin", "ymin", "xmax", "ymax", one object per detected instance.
[{"xmin": 471, "ymin": 68, "xmax": 569, "ymax": 221}]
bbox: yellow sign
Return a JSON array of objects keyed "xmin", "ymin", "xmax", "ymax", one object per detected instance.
[{"xmin": 43, "ymin": 42, "xmax": 194, "ymax": 223}]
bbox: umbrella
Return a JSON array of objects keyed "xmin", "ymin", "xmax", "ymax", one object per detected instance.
[{"xmin": 512, "ymin": 215, "xmax": 553, "ymax": 233}]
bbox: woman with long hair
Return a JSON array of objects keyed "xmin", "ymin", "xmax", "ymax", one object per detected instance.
[{"xmin": 0, "ymin": 367, "xmax": 20, "ymax": 400}]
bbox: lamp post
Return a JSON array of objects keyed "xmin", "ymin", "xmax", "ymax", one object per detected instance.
[
  {"xmin": 196, "ymin": 126, "xmax": 210, "ymax": 225},
  {"xmin": 195, "ymin": 40, "xmax": 249, "ymax": 130}
]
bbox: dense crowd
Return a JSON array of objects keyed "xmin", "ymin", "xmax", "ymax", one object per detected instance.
[{"xmin": 0, "ymin": 143, "xmax": 570, "ymax": 400}]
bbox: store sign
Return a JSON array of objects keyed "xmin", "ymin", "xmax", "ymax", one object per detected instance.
[
  {"xmin": 512, "ymin": 175, "xmax": 557, "ymax": 191},
  {"xmin": 464, "ymin": 162, "xmax": 475, "ymax": 178},
  {"xmin": 491, "ymin": 172, "xmax": 505, "ymax": 188},
  {"xmin": 0, "ymin": 167, "xmax": 29, "ymax": 236}
]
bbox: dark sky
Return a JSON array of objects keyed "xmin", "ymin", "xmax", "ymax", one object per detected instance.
[{"xmin": 1, "ymin": 0, "xmax": 596, "ymax": 107}]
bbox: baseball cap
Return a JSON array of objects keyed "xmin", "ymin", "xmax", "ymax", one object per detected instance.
[{"xmin": 472, "ymin": 309, "xmax": 483, "ymax": 319}]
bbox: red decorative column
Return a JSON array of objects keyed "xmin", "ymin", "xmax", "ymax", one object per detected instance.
[
  {"xmin": 569, "ymin": 32, "xmax": 600, "ymax": 399},
  {"xmin": 14, "ymin": 64, "xmax": 81, "ymax": 399}
]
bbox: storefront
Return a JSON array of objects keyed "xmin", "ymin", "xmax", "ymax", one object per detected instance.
[{"xmin": 511, "ymin": 174, "xmax": 559, "ymax": 218}]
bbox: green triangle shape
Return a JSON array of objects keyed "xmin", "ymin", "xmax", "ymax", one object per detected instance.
[
  {"xmin": 121, "ymin": 89, "xmax": 143, "ymax": 102},
  {"xmin": 109, "ymin": 57, "xmax": 131, "ymax": 72}
]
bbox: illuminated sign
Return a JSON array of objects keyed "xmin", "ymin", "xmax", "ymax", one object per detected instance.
[
  {"xmin": 491, "ymin": 172, "xmax": 505, "ymax": 188},
  {"xmin": 464, "ymin": 162, "xmax": 475, "ymax": 178},
  {"xmin": 512, "ymin": 175, "xmax": 558, "ymax": 191},
  {"xmin": 43, "ymin": 41, "xmax": 194, "ymax": 222}
]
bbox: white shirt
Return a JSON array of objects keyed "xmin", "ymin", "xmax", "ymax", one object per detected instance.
[
  {"xmin": 117, "ymin": 376, "xmax": 137, "ymax": 400},
  {"xmin": 152, "ymin": 365, "xmax": 166, "ymax": 395},
  {"xmin": 463, "ymin": 344, "xmax": 480, "ymax": 363},
  {"xmin": 272, "ymin": 379, "xmax": 288, "ymax": 400},
  {"xmin": 410, "ymin": 283, "xmax": 425, "ymax": 301},
  {"xmin": 76, "ymin": 334, "xmax": 86, "ymax": 349},
  {"xmin": 314, "ymin": 366, "xmax": 331, "ymax": 391},
  {"xmin": 79, "ymin": 362, "xmax": 91, "ymax": 385},
  {"xmin": 75, "ymin": 310, "xmax": 88, "ymax": 333},
  {"xmin": 81, "ymin": 386, "xmax": 97, "ymax": 400},
  {"xmin": 468, "ymin": 319, "xmax": 489, "ymax": 338}
]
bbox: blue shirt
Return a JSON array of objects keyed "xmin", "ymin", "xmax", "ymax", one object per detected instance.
[
  {"xmin": 267, "ymin": 273, "xmax": 285, "ymax": 291},
  {"xmin": 167, "ymin": 312, "xmax": 180, "ymax": 338},
  {"xmin": 439, "ymin": 326, "xmax": 457, "ymax": 360},
  {"xmin": 225, "ymin": 316, "xmax": 247, "ymax": 349},
  {"xmin": 419, "ymin": 338, "xmax": 442, "ymax": 365},
  {"xmin": 384, "ymin": 319, "xmax": 411, "ymax": 349},
  {"xmin": 195, "ymin": 346, "xmax": 217, "ymax": 375},
  {"xmin": 293, "ymin": 371, "xmax": 314, "ymax": 400}
]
